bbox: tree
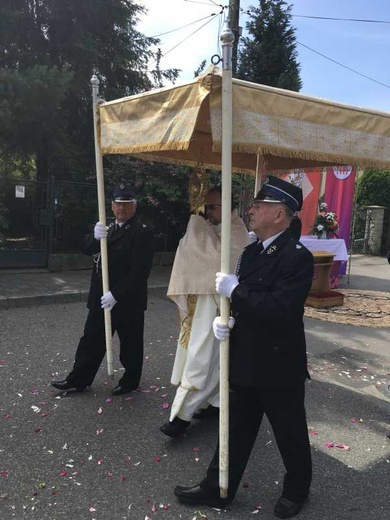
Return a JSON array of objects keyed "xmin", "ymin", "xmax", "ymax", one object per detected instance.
[
  {"xmin": 355, "ymin": 169, "xmax": 390, "ymax": 209},
  {"xmin": 237, "ymin": 0, "xmax": 302, "ymax": 91},
  {"xmin": 0, "ymin": 0, "xmax": 179, "ymax": 182}
]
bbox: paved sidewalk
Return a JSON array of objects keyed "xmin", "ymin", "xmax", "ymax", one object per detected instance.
[
  {"xmin": 0, "ymin": 254, "xmax": 388, "ymax": 309},
  {"xmin": 0, "ymin": 264, "xmax": 171, "ymax": 309}
]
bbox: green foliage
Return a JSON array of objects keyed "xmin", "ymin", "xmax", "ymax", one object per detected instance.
[
  {"xmin": 0, "ymin": 0, "xmax": 179, "ymax": 182},
  {"xmin": 355, "ymin": 169, "xmax": 390, "ymax": 209},
  {"xmin": 237, "ymin": 0, "xmax": 302, "ymax": 91}
]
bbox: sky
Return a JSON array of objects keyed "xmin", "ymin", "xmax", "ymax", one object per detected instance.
[{"xmin": 136, "ymin": 0, "xmax": 390, "ymax": 112}]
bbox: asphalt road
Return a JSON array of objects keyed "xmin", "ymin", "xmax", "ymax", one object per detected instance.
[{"xmin": 0, "ymin": 288, "xmax": 389, "ymax": 520}]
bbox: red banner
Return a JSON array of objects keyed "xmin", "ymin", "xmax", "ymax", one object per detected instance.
[
  {"xmin": 282, "ymin": 170, "xmax": 322, "ymax": 235},
  {"xmin": 324, "ymin": 167, "xmax": 356, "ymax": 246}
]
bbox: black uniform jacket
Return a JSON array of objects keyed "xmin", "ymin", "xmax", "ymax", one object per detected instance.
[
  {"xmin": 229, "ymin": 229, "xmax": 314, "ymax": 389},
  {"xmin": 83, "ymin": 218, "xmax": 154, "ymax": 317}
]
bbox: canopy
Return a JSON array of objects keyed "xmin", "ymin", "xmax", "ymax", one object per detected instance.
[{"xmin": 98, "ymin": 67, "xmax": 390, "ymax": 172}]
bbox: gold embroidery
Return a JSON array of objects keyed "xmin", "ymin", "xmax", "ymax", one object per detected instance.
[{"xmin": 178, "ymin": 295, "xmax": 198, "ymax": 349}]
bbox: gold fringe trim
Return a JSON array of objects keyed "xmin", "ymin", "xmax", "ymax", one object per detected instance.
[
  {"xmin": 101, "ymin": 140, "xmax": 192, "ymax": 155},
  {"xmin": 211, "ymin": 142, "xmax": 390, "ymax": 169},
  {"xmin": 178, "ymin": 295, "xmax": 198, "ymax": 349}
]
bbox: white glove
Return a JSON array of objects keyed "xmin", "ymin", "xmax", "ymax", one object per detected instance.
[
  {"xmin": 249, "ymin": 231, "xmax": 258, "ymax": 244},
  {"xmin": 213, "ymin": 316, "xmax": 235, "ymax": 341},
  {"xmin": 215, "ymin": 272, "xmax": 239, "ymax": 298},
  {"xmin": 101, "ymin": 291, "xmax": 117, "ymax": 311},
  {"xmin": 94, "ymin": 221, "xmax": 108, "ymax": 240}
]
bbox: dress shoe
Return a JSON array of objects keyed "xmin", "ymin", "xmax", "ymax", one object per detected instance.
[
  {"xmin": 193, "ymin": 405, "xmax": 219, "ymax": 420},
  {"xmin": 160, "ymin": 417, "xmax": 190, "ymax": 437},
  {"xmin": 274, "ymin": 496, "xmax": 308, "ymax": 518},
  {"xmin": 111, "ymin": 384, "xmax": 136, "ymax": 396},
  {"xmin": 51, "ymin": 380, "xmax": 86, "ymax": 392},
  {"xmin": 174, "ymin": 484, "xmax": 231, "ymax": 509}
]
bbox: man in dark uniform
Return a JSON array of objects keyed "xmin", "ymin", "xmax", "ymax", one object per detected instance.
[
  {"xmin": 174, "ymin": 176, "xmax": 314, "ymax": 519},
  {"xmin": 51, "ymin": 185, "xmax": 154, "ymax": 396}
]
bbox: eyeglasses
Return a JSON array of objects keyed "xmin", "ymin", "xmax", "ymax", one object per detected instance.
[{"xmin": 205, "ymin": 204, "xmax": 222, "ymax": 211}]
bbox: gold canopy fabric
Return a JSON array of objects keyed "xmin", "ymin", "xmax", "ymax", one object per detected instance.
[{"xmin": 99, "ymin": 68, "xmax": 390, "ymax": 172}]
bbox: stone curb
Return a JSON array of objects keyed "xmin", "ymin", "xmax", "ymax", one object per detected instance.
[{"xmin": 0, "ymin": 285, "xmax": 168, "ymax": 310}]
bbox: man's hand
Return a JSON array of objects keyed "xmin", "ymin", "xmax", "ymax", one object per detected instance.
[
  {"xmin": 94, "ymin": 222, "xmax": 108, "ymax": 240},
  {"xmin": 215, "ymin": 272, "xmax": 239, "ymax": 298},
  {"xmin": 213, "ymin": 316, "xmax": 235, "ymax": 341},
  {"xmin": 101, "ymin": 291, "xmax": 117, "ymax": 311}
]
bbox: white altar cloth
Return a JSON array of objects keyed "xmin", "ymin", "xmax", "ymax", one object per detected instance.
[{"xmin": 300, "ymin": 236, "xmax": 348, "ymax": 262}]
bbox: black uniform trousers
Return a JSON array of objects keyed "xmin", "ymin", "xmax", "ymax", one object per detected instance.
[
  {"xmin": 66, "ymin": 309, "xmax": 145, "ymax": 388},
  {"xmin": 200, "ymin": 383, "xmax": 312, "ymax": 502}
]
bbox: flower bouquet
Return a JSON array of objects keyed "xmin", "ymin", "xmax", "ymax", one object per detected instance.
[{"xmin": 312, "ymin": 202, "xmax": 339, "ymax": 238}]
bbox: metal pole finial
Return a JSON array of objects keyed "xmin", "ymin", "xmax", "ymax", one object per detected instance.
[
  {"xmin": 220, "ymin": 19, "xmax": 235, "ymax": 45},
  {"xmin": 90, "ymin": 73, "xmax": 99, "ymax": 87},
  {"xmin": 220, "ymin": 19, "xmax": 235, "ymax": 71}
]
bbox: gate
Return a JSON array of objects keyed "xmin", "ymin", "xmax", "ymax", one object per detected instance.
[
  {"xmin": 0, "ymin": 180, "xmax": 49, "ymax": 268},
  {"xmin": 0, "ymin": 178, "xmax": 100, "ymax": 268},
  {"xmin": 350, "ymin": 207, "xmax": 370, "ymax": 254}
]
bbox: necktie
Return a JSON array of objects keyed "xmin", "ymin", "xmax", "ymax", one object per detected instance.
[{"xmin": 257, "ymin": 241, "xmax": 264, "ymax": 252}]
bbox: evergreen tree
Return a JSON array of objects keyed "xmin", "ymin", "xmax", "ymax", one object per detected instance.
[
  {"xmin": 0, "ymin": 0, "xmax": 179, "ymax": 182},
  {"xmin": 237, "ymin": 0, "xmax": 302, "ymax": 91},
  {"xmin": 355, "ymin": 169, "xmax": 390, "ymax": 209}
]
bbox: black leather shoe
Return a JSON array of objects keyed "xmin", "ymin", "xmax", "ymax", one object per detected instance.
[
  {"xmin": 111, "ymin": 384, "xmax": 137, "ymax": 396},
  {"xmin": 160, "ymin": 417, "xmax": 190, "ymax": 438},
  {"xmin": 174, "ymin": 484, "xmax": 231, "ymax": 509},
  {"xmin": 51, "ymin": 380, "xmax": 86, "ymax": 392},
  {"xmin": 274, "ymin": 496, "xmax": 308, "ymax": 518},
  {"xmin": 193, "ymin": 405, "xmax": 219, "ymax": 420}
]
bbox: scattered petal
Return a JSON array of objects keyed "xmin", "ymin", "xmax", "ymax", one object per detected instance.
[
  {"xmin": 151, "ymin": 504, "xmax": 158, "ymax": 512},
  {"xmin": 1, "ymin": 471, "xmax": 8, "ymax": 477},
  {"xmin": 108, "ymin": 472, "xmax": 113, "ymax": 478},
  {"xmin": 1, "ymin": 493, "xmax": 9, "ymax": 500},
  {"xmin": 35, "ymin": 426, "xmax": 42, "ymax": 433},
  {"xmin": 3, "ymin": 414, "xmax": 12, "ymax": 419},
  {"xmin": 63, "ymin": 443, "xmax": 68, "ymax": 450},
  {"xmin": 192, "ymin": 447, "xmax": 200, "ymax": 452},
  {"xmin": 105, "ymin": 398, "xmax": 113, "ymax": 404},
  {"xmin": 335, "ymin": 444, "xmax": 350, "ymax": 451},
  {"xmin": 41, "ymin": 412, "xmax": 47, "ymax": 418},
  {"xmin": 162, "ymin": 402, "xmax": 170, "ymax": 410},
  {"xmin": 311, "ymin": 430, "xmax": 318, "ymax": 435},
  {"xmin": 97, "ymin": 459, "xmax": 103, "ymax": 465},
  {"xmin": 59, "ymin": 470, "xmax": 67, "ymax": 477},
  {"xmin": 154, "ymin": 457, "xmax": 161, "ymax": 463},
  {"xmin": 37, "ymin": 482, "xmax": 46, "ymax": 490},
  {"xmin": 89, "ymin": 506, "xmax": 96, "ymax": 512},
  {"xmin": 96, "ymin": 429, "xmax": 104, "ymax": 435},
  {"xmin": 97, "ymin": 407, "xmax": 103, "ymax": 415},
  {"xmin": 125, "ymin": 396, "xmax": 134, "ymax": 401},
  {"xmin": 325, "ymin": 442, "xmax": 334, "ymax": 448},
  {"xmin": 120, "ymin": 475, "xmax": 126, "ymax": 482}
]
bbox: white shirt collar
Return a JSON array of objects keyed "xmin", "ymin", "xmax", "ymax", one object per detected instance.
[{"xmin": 261, "ymin": 231, "xmax": 284, "ymax": 251}]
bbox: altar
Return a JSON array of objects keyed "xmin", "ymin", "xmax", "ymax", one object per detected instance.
[{"xmin": 300, "ymin": 236, "xmax": 348, "ymax": 288}]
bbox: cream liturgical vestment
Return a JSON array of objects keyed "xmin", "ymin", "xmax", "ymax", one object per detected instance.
[{"xmin": 167, "ymin": 210, "xmax": 250, "ymax": 421}]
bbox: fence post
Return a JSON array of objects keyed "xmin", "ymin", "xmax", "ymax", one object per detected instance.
[
  {"xmin": 46, "ymin": 176, "xmax": 56, "ymax": 265},
  {"xmin": 366, "ymin": 205, "xmax": 386, "ymax": 255}
]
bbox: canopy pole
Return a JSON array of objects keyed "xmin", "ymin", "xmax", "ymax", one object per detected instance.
[
  {"xmin": 90, "ymin": 74, "xmax": 114, "ymax": 380},
  {"xmin": 255, "ymin": 150, "xmax": 266, "ymax": 195},
  {"xmin": 219, "ymin": 18, "xmax": 234, "ymax": 500}
]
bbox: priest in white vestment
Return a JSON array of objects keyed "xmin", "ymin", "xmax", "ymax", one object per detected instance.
[{"xmin": 160, "ymin": 188, "xmax": 250, "ymax": 437}]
